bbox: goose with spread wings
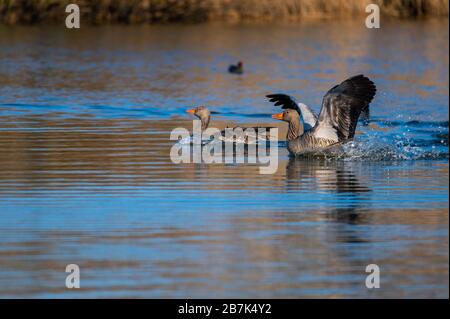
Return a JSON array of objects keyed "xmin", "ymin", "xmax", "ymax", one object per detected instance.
[{"xmin": 267, "ymin": 74, "xmax": 376, "ymax": 155}]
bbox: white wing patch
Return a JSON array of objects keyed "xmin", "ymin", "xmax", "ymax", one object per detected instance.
[
  {"xmin": 297, "ymin": 103, "xmax": 318, "ymax": 130},
  {"xmin": 312, "ymin": 124, "xmax": 338, "ymax": 141}
]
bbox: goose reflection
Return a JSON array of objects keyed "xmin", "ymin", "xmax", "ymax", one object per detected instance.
[
  {"xmin": 285, "ymin": 157, "xmax": 371, "ymax": 194},
  {"xmin": 286, "ymin": 157, "xmax": 373, "ymax": 247}
]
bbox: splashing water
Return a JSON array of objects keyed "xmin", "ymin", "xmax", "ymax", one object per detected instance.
[{"xmin": 294, "ymin": 120, "xmax": 449, "ymax": 161}]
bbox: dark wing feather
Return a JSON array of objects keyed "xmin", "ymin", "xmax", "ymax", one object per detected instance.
[
  {"xmin": 266, "ymin": 94, "xmax": 300, "ymax": 112},
  {"xmin": 311, "ymin": 75, "xmax": 376, "ymax": 142},
  {"xmin": 326, "ymin": 74, "xmax": 376, "ymax": 104}
]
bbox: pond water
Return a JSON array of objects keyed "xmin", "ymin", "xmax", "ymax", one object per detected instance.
[{"xmin": 0, "ymin": 18, "xmax": 448, "ymax": 298}]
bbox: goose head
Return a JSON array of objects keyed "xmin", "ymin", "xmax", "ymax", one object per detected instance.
[
  {"xmin": 186, "ymin": 106, "xmax": 211, "ymax": 131},
  {"xmin": 272, "ymin": 109, "xmax": 303, "ymax": 140}
]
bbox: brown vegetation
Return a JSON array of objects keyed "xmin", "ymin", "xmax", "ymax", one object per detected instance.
[{"xmin": 0, "ymin": 0, "xmax": 448, "ymax": 25}]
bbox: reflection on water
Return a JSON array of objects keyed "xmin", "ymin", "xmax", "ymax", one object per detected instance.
[{"xmin": 0, "ymin": 19, "xmax": 448, "ymax": 298}]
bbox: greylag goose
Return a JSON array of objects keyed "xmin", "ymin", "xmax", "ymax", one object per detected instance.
[
  {"xmin": 268, "ymin": 74, "xmax": 376, "ymax": 155},
  {"xmin": 228, "ymin": 61, "xmax": 243, "ymax": 75},
  {"xmin": 186, "ymin": 106, "xmax": 274, "ymax": 144}
]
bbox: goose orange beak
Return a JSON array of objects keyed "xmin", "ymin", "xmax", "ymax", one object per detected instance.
[
  {"xmin": 272, "ymin": 112, "xmax": 284, "ymax": 120},
  {"xmin": 186, "ymin": 108, "xmax": 196, "ymax": 114}
]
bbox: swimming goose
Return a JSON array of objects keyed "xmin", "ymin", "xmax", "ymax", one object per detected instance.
[
  {"xmin": 186, "ymin": 106, "xmax": 274, "ymax": 144},
  {"xmin": 228, "ymin": 61, "xmax": 243, "ymax": 75},
  {"xmin": 268, "ymin": 74, "xmax": 376, "ymax": 155}
]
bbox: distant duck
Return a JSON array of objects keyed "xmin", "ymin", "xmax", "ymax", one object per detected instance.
[
  {"xmin": 267, "ymin": 74, "xmax": 376, "ymax": 155},
  {"xmin": 186, "ymin": 106, "xmax": 274, "ymax": 144},
  {"xmin": 228, "ymin": 61, "xmax": 243, "ymax": 74}
]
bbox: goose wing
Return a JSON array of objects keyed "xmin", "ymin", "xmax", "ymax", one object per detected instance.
[
  {"xmin": 310, "ymin": 75, "xmax": 376, "ymax": 142},
  {"xmin": 266, "ymin": 94, "xmax": 318, "ymax": 129}
]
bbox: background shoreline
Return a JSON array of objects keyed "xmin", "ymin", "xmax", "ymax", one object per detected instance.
[{"xmin": 1, "ymin": 0, "xmax": 449, "ymax": 25}]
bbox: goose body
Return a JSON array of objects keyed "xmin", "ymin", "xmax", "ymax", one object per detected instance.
[{"xmin": 268, "ymin": 74, "xmax": 376, "ymax": 155}]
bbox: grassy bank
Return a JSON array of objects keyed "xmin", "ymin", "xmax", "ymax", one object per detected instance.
[{"xmin": 0, "ymin": 0, "xmax": 448, "ymax": 24}]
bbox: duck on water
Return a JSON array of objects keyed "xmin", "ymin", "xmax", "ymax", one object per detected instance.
[
  {"xmin": 228, "ymin": 61, "xmax": 243, "ymax": 75},
  {"xmin": 268, "ymin": 74, "xmax": 376, "ymax": 156}
]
